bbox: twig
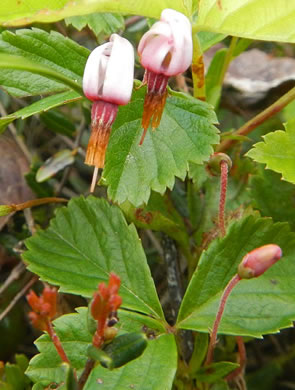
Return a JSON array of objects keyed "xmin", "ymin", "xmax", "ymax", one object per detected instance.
[
  {"xmin": 0, "ymin": 101, "xmax": 32, "ymax": 162},
  {"xmin": 0, "ymin": 275, "xmax": 38, "ymax": 321},
  {"xmin": 0, "ymin": 262, "xmax": 26, "ymax": 295},
  {"xmin": 58, "ymin": 135, "xmax": 86, "ymax": 157},
  {"xmin": 24, "ymin": 208, "xmax": 37, "ymax": 235},
  {"xmin": 56, "ymin": 117, "xmax": 86, "ymax": 195},
  {"xmin": 145, "ymin": 230, "xmax": 163, "ymax": 257},
  {"xmin": 217, "ymin": 85, "xmax": 295, "ymax": 152}
]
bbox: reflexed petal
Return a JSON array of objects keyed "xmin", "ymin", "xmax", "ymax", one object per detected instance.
[
  {"xmin": 82, "ymin": 43, "xmax": 111, "ymax": 101},
  {"xmin": 138, "ymin": 21, "xmax": 171, "ymax": 54},
  {"xmin": 102, "ymin": 34, "xmax": 134, "ymax": 105},
  {"xmin": 161, "ymin": 9, "xmax": 192, "ymax": 75},
  {"xmin": 139, "ymin": 34, "xmax": 172, "ymax": 74}
]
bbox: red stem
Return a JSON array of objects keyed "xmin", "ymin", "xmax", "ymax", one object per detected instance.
[
  {"xmin": 219, "ymin": 160, "xmax": 228, "ymax": 237},
  {"xmin": 226, "ymin": 335, "xmax": 247, "ymax": 381},
  {"xmin": 45, "ymin": 319, "xmax": 70, "ymax": 364},
  {"xmin": 205, "ymin": 274, "xmax": 241, "ymax": 366}
]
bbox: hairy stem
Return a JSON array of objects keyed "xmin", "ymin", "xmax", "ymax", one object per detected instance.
[
  {"xmin": 217, "ymin": 85, "xmax": 295, "ymax": 152},
  {"xmin": 219, "ymin": 160, "xmax": 228, "ymax": 237},
  {"xmin": 205, "ymin": 274, "xmax": 241, "ymax": 366},
  {"xmin": 45, "ymin": 319, "xmax": 70, "ymax": 364}
]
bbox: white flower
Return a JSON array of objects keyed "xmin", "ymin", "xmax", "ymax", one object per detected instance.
[
  {"xmin": 83, "ymin": 34, "xmax": 134, "ymax": 105},
  {"xmin": 138, "ymin": 9, "xmax": 192, "ymax": 76}
]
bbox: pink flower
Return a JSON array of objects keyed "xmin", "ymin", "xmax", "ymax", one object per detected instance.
[
  {"xmin": 238, "ymin": 244, "xmax": 283, "ymax": 279},
  {"xmin": 137, "ymin": 9, "xmax": 192, "ymax": 144},
  {"xmin": 138, "ymin": 8, "xmax": 192, "ymax": 77},
  {"xmin": 82, "ymin": 34, "xmax": 134, "ymax": 184}
]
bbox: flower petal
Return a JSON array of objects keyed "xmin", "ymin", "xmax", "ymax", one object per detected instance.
[
  {"xmin": 82, "ymin": 43, "xmax": 111, "ymax": 101},
  {"xmin": 102, "ymin": 34, "xmax": 134, "ymax": 105}
]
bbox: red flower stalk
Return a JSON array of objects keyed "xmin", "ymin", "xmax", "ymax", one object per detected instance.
[
  {"xmin": 205, "ymin": 244, "xmax": 283, "ymax": 366},
  {"xmin": 91, "ymin": 273, "xmax": 122, "ymax": 349},
  {"xmin": 27, "ymin": 286, "xmax": 70, "ymax": 364}
]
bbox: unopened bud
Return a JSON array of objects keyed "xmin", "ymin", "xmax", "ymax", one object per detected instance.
[
  {"xmin": 207, "ymin": 153, "xmax": 232, "ymax": 176},
  {"xmin": 238, "ymin": 244, "xmax": 282, "ymax": 279},
  {"xmin": 0, "ymin": 205, "xmax": 15, "ymax": 216}
]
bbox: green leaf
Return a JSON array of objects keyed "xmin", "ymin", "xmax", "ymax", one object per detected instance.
[
  {"xmin": 247, "ymin": 120, "xmax": 295, "ymax": 184},
  {"xmin": 211, "ymin": 381, "xmax": 230, "ymax": 390},
  {"xmin": 177, "ymin": 215, "xmax": 295, "ymax": 337},
  {"xmin": 0, "ymin": 91, "xmax": 81, "ymax": 133},
  {"xmin": 205, "ymin": 48, "xmax": 226, "ymax": 107},
  {"xmin": 198, "ymin": 31, "xmax": 226, "ymax": 52},
  {"xmin": 195, "ymin": 361, "xmax": 239, "ymax": 383},
  {"xmin": 5, "ymin": 363, "xmax": 28, "ymax": 390},
  {"xmin": 27, "ymin": 307, "xmax": 168, "ymax": 387},
  {"xmin": 0, "ymin": 0, "xmax": 191, "ymax": 26},
  {"xmin": 189, "ymin": 333, "xmax": 208, "ymax": 372},
  {"xmin": 103, "ymin": 88, "xmax": 219, "ymax": 207},
  {"xmin": 120, "ymin": 191, "xmax": 189, "ymax": 254},
  {"xmin": 26, "ymin": 307, "xmax": 92, "ymax": 386},
  {"xmin": 0, "ymin": 28, "xmax": 88, "ymax": 97},
  {"xmin": 40, "ymin": 109, "xmax": 76, "ymax": 137},
  {"xmin": 249, "ymin": 167, "xmax": 295, "ymax": 231},
  {"xmin": 36, "ymin": 149, "xmax": 76, "ymax": 183},
  {"xmin": 99, "ymin": 333, "xmax": 148, "ymax": 369},
  {"xmin": 84, "ymin": 334, "xmax": 177, "ymax": 390},
  {"xmin": 25, "ymin": 163, "xmax": 54, "ymax": 198},
  {"xmin": 197, "ymin": 0, "xmax": 295, "ymax": 43},
  {"xmin": 23, "ymin": 196, "xmax": 164, "ymax": 319},
  {"xmin": 65, "ymin": 13, "xmax": 124, "ymax": 37}
]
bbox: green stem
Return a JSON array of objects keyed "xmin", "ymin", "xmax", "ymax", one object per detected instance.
[
  {"xmin": 192, "ymin": 33, "xmax": 206, "ymax": 101},
  {"xmin": 218, "ymin": 36, "xmax": 238, "ymax": 86},
  {"xmin": 217, "ymin": 85, "xmax": 295, "ymax": 152},
  {"xmin": 0, "ymin": 54, "xmax": 83, "ymax": 96}
]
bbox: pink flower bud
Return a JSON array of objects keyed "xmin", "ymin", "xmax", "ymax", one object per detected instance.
[
  {"xmin": 238, "ymin": 244, "xmax": 282, "ymax": 279},
  {"xmin": 138, "ymin": 9, "xmax": 192, "ymax": 76},
  {"xmin": 83, "ymin": 34, "xmax": 134, "ymax": 105}
]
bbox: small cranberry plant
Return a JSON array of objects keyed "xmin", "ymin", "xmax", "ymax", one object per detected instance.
[{"xmin": 1, "ymin": 1, "xmax": 295, "ymax": 389}]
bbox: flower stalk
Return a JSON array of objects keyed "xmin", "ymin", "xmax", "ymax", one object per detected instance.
[{"xmin": 205, "ymin": 244, "xmax": 283, "ymax": 366}]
